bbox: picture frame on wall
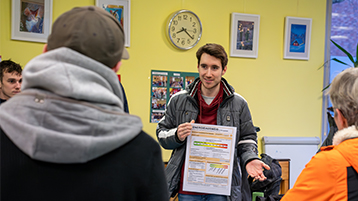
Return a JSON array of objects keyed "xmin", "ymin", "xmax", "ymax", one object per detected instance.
[
  {"xmin": 11, "ymin": 0, "xmax": 53, "ymax": 43},
  {"xmin": 96, "ymin": 0, "xmax": 130, "ymax": 47},
  {"xmin": 283, "ymin": 16, "xmax": 312, "ymax": 60},
  {"xmin": 230, "ymin": 13, "xmax": 260, "ymax": 58}
]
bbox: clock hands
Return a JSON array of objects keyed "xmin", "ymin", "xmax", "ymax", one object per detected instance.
[
  {"xmin": 176, "ymin": 27, "xmax": 185, "ymax": 34},
  {"xmin": 184, "ymin": 28, "xmax": 194, "ymax": 39},
  {"xmin": 176, "ymin": 27, "xmax": 194, "ymax": 39}
]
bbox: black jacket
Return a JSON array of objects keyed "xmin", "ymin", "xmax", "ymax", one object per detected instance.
[
  {"xmin": 157, "ymin": 78, "xmax": 259, "ymax": 200},
  {"xmin": 0, "ymin": 128, "xmax": 168, "ymax": 201}
]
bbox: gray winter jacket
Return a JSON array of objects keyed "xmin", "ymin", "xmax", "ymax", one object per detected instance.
[
  {"xmin": 156, "ymin": 77, "xmax": 259, "ymax": 201},
  {"xmin": 0, "ymin": 47, "xmax": 143, "ymax": 163},
  {"xmin": 0, "ymin": 47, "xmax": 169, "ymax": 201}
]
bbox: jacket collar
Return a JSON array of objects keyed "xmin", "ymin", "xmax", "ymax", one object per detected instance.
[{"xmin": 333, "ymin": 125, "xmax": 358, "ymax": 145}]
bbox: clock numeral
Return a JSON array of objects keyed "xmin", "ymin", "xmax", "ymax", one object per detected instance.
[
  {"xmin": 177, "ymin": 38, "xmax": 180, "ymax": 43},
  {"xmin": 183, "ymin": 15, "xmax": 188, "ymax": 20},
  {"xmin": 173, "ymin": 20, "xmax": 178, "ymax": 25},
  {"xmin": 193, "ymin": 28, "xmax": 197, "ymax": 33},
  {"xmin": 192, "ymin": 22, "xmax": 196, "ymax": 27},
  {"xmin": 187, "ymin": 39, "xmax": 191, "ymax": 44},
  {"xmin": 171, "ymin": 26, "xmax": 175, "ymax": 32},
  {"xmin": 172, "ymin": 33, "xmax": 176, "ymax": 38},
  {"xmin": 178, "ymin": 16, "xmax": 182, "ymax": 21},
  {"xmin": 181, "ymin": 39, "xmax": 185, "ymax": 45},
  {"xmin": 190, "ymin": 17, "xmax": 192, "ymax": 22}
]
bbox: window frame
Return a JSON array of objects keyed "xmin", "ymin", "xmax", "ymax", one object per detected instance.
[{"xmin": 321, "ymin": 0, "xmax": 333, "ymax": 143}]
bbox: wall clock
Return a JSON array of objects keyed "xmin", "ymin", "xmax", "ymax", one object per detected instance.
[{"xmin": 167, "ymin": 10, "xmax": 202, "ymax": 50}]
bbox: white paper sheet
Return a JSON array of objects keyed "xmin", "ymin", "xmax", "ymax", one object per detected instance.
[{"xmin": 183, "ymin": 123, "xmax": 237, "ymax": 195}]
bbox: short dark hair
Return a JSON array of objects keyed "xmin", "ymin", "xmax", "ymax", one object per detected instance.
[
  {"xmin": 196, "ymin": 43, "xmax": 228, "ymax": 69},
  {"xmin": 0, "ymin": 60, "xmax": 22, "ymax": 83}
]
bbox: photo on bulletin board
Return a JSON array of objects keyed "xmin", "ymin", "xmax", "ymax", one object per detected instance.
[
  {"xmin": 185, "ymin": 76, "xmax": 196, "ymax": 87},
  {"xmin": 150, "ymin": 70, "xmax": 199, "ymax": 123},
  {"xmin": 230, "ymin": 13, "xmax": 260, "ymax": 58},
  {"xmin": 151, "ymin": 98, "xmax": 166, "ymax": 110},
  {"xmin": 151, "ymin": 112, "xmax": 165, "ymax": 124},
  {"xmin": 11, "ymin": 0, "xmax": 53, "ymax": 43},
  {"xmin": 283, "ymin": 16, "xmax": 312, "ymax": 60},
  {"xmin": 152, "ymin": 75, "xmax": 167, "ymax": 87},
  {"xmin": 169, "ymin": 88, "xmax": 182, "ymax": 98},
  {"xmin": 170, "ymin": 76, "xmax": 184, "ymax": 88},
  {"xmin": 152, "ymin": 87, "xmax": 167, "ymax": 99},
  {"xmin": 96, "ymin": 0, "xmax": 130, "ymax": 47}
]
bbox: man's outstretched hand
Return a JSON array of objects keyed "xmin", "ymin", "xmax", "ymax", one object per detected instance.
[{"xmin": 246, "ymin": 159, "xmax": 270, "ymax": 181}]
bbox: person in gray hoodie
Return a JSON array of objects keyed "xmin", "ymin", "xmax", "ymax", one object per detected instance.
[{"xmin": 0, "ymin": 6, "xmax": 168, "ymax": 201}]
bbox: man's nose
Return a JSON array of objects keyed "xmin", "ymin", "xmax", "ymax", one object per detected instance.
[
  {"xmin": 206, "ymin": 68, "xmax": 212, "ymax": 76},
  {"xmin": 15, "ymin": 81, "xmax": 21, "ymax": 88}
]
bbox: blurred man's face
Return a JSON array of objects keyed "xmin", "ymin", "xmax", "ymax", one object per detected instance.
[
  {"xmin": 0, "ymin": 72, "xmax": 22, "ymax": 100},
  {"xmin": 197, "ymin": 53, "xmax": 227, "ymax": 96}
]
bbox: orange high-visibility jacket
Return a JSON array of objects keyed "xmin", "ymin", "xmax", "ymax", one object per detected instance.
[{"xmin": 281, "ymin": 128, "xmax": 358, "ymax": 201}]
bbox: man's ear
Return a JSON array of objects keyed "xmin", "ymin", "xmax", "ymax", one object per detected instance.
[
  {"xmin": 334, "ymin": 108, "xmax": 348, "ymax": 130},
  {"xmin": 43, "ymin": 44, "xmax": 48, "ymax": 53},
  {"xmin": 112, "ymin": 61, "xmax": 122, "ymax": 73},
  {"xmin": 222, "ymin": 66, "xmax": 227, "ymax": 76}
]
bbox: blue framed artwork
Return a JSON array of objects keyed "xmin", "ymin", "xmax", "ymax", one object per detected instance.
[
  {"xmin": 96, "ymin": 0, "xmax": 130, "ymax": 47},
  {"xmin": 284, "ymin": 17, "xmax": 312, "ymax": 60}
]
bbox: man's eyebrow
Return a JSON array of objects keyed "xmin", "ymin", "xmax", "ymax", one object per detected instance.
[{"xmin": 7, "ymin": 78, "xmax": 21, "ymax": 81}]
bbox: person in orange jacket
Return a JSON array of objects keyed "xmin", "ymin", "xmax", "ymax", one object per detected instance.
[{"xmin": 281, "ymin": 67, "xmax": 358, "ymax": 201}]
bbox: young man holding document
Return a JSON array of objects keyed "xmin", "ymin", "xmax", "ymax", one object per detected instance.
[{"xmin": 156, "ymin": 43, "xmax": 269, "ymax": 201}]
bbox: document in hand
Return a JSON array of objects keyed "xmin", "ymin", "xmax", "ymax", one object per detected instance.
[{"xmin": 183, "ymin": 123, "xmax": 237, "ymax": 195}]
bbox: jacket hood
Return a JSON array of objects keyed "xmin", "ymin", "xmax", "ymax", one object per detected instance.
[
  {"xmin": 333, "ymin": 126, "xmax": 358, "ymax": 172},
  {"xmin": 0, "ymin": 48, "xmax": 142, "ymax": 164}
]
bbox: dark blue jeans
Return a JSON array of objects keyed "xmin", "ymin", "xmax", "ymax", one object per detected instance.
[{"xmin": 178, "ymin": 194, "xmax": 227, "ymax": 201}]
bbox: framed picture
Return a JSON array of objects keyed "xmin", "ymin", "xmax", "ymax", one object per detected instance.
[
  {"xmin": 283, "ymin": 17, "xmax": 312, "ymax": 60},
  {"xmin": 96, "ymin": 0, "xmax": 130, "ymax": 47},
  {"xmin": 11, "ymin": 0, "xmax": 53, "ymax": 43},
  {"xmin": 230, "ymin": 13, "xmax": 260, "ymax": 58}
]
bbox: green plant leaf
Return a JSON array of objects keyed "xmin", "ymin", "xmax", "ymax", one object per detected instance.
[
  {"xmin": 331, "ymin": 39, "xmax": 355, "ymax": 65},
  {"xmin": 318, "ymin": 59, "xmax": 332, "ymax": 70},
  {"xmin": 322, "ymin": 83, "xmax": 331, "ymax": 92},
  {"xmin": 355, "ymin": 42, "xmax": 358, "ymax": 67},
  {"xmin": 332, "ymin": 58, "xmax": 350, "ymax": 66},
  {"xmin": 356, "ymin": 42, "xmax": 358, "ymax": 61}
]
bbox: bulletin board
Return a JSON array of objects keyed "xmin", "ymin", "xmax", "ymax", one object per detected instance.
[{"xmin": 150, "ymin": 70, "xmax": 199, "ymax": 123}]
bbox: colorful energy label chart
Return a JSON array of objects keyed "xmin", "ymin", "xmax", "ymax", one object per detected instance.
[{"xmin": 183, "ymin": 123, "xmax": 237, "ymax": 195}]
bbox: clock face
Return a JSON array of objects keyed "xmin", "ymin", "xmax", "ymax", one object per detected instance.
[{"xmin": 168, "ymin": 10, "xmax": 202, "ymax": 50}]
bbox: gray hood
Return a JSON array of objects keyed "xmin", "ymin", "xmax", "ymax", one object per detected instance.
[{"xmin": 0, "ymin": 47, "xmax": 142, "ymax": 163}]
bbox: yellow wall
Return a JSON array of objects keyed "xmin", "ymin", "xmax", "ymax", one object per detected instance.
[{"xmin": 0, "ymin": 0, "xmax": 326, "ymax": 161}]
